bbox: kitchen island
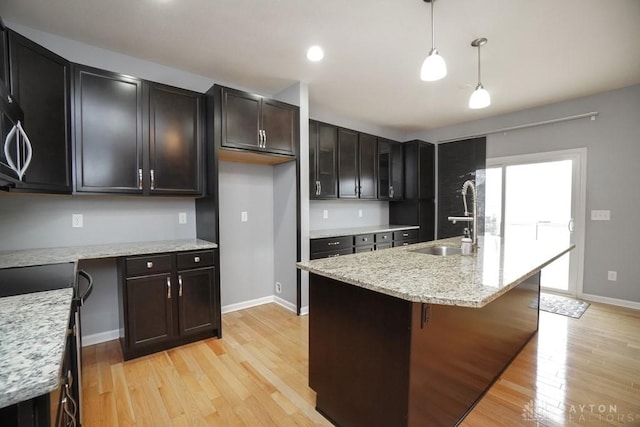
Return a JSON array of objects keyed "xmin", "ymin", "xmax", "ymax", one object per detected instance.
[{"xmin": 297, "ymin": 236, "xmax": 574, "ymax": 427}]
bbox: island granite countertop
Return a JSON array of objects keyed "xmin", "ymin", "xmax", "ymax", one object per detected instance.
[
  {"xmin": 0, "ymin": 238, "xmax": 218, "ymax": 269},
  {"xmin": 309, "ymin": 225, "xmax": 419, "ymax": 240},
  {"xmin": 0, "ymin": 288, "xmax": 73, "ymax": 409},
  {"xmin": 297, "ymin": 235, "xmax": 574, "ymax": 308}
]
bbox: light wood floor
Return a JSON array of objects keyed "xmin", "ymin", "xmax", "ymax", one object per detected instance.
[{"xmin": 82, "ymin": 301, "xmax": 640, "ymax": 426}]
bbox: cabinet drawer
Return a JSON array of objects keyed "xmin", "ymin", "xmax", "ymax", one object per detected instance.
[
  {"xmin": 311, "ymin": 236, "xmax": 353, "ymax": 253},
  {"xmin": 375, "ymin": 232, "xmax": 392, "ymax": 243},
  {"xmin": 393, "ymin": 229, "xmax": 418, "ymax": 241},
  {"xmin": 126, "ymin": 254, "xmax": 172, "ymax": 276},
  {"xmin": 393, "ymin": 239, "xmax": 418, "ymax": 247},
  {"xmin": 354, "ymin": 233, "xmax": 374, "ymax": 247},
  {"xmin": 355, "ymin": 244, "xmax": 374, "ymax": 253},
  {"xmin": 177, "ymin": 250, "xmax": 214, "ymax": 270},
  {"xmin": 310, "ymin": 248, "xmax": 354, "ymax": 260}
]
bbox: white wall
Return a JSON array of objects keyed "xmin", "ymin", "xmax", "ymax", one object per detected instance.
[
  {"xmin": 218, "ymin": 161, "xmax": 275, "ymax": 307},
  {"xmin": 414, "ymin": 85, "xmax": 640, "ymax": 306},
  {"xmin": 310, "ymin": 200, "xmax": 390, "ymax": 231}
]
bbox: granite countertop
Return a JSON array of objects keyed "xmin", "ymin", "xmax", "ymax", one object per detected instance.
[
  {"xmin": 0, "ymin": 238, "xmax": 218, "ymax": 269},
  {"xmin": 310, "ymin": 225, "xmax": 419, "ymax": 240},
  {"xmin": 297, "ymin": 235, "xmax": 574, "ymax": 308},
  {"xmin": 0, "ymin": 288, "xmax": 73, "ymax": 409}
]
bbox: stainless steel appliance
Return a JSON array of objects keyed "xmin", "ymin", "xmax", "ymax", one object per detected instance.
[{"xmin": 0, "ymin": 263, "xmax": 93, "ymax": 427}]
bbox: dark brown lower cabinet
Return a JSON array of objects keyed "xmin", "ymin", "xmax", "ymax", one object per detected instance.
[{"xmin": 118, "ymin": 250, "xmax": 219, "ymax": 360}]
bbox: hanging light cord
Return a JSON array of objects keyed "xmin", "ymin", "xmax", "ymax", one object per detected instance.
[
  {"xmin": 477, "ymin": 43, "xmax": 482, "ymax": 85},
  {"xmin": 430, "ymin": 0, "xmax": 436, "ymax": 50}
]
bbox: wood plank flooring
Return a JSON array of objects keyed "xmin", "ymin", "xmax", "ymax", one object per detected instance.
[{"xmin": 82, "ymin": 301, "xmax": 640, "ymax": 426}]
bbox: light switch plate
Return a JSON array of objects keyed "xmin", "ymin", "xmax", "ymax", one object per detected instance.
[
  {"xmin": 591, "ymin": 210, "xmax": 610, "ymax": 221},
  {"xmin": 178, "ymin": 212, "xmax": 187, "ymax": 224},
  {"xmin": 323, "ymin": 210, "xmax": 329, "ymax": 219},
  {"xmin": 358, "ymin": 209, "xmax": 363, "ymax": 218},
  {"xmin": 241, "ymin": 211, "xmax": 248, "ymax": 222},
  {"xmin": 607, "ymin": 271, "xmax": 617, "ymax": 281}
]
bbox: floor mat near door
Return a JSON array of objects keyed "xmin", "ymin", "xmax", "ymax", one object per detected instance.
[{"xmin": 530, "ymin": 293, "xmax": 590, "ymax": 319}]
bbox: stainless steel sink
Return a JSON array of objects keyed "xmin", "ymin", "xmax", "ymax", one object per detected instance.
[{"xmin": 411, "ymin": 246, "xmax": 462, "ymax": 256}]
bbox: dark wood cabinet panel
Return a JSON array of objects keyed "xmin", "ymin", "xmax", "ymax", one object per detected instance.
[
  {"xmin": 0, "ymin": 18, "xmax": 8, "ymax": 89},
  {"xmin": 309, "ymin": 120, "xmax": 338, "ymax": 199},
  {"xmin": 221, "ymin": 87, "xmax": 261, "ymax": 151},
  {"xmin": 358, "ymin": 133, "xmax": 377, "ymax": 199},
  {"xmin": 126, "ymin": 273, "xmax": 174, "ymax": 349},
  {"xmin": 177, "ymin": 267, "xmax": 216, "ymax": 337},
  {"xmin": 219, "ymin": 86, "xmax": 297, "ymax": 157},
  {"xmin": 149, "ymin": 83, "xmax": 202, "ymax": 194},
  {"xmin": 119, "ymin": 250, "xmax": 219, "ymax": 360},
  {"xmin": 74, "ymin": 65, "xmax": 143, "ymax": 193},
  {"xmin": 437, "ymin": 137, "xmax": 486, "ymax": 239},
  {"xmin": 262, "ymin": 99, "xmax": 296, "ymax": 155},
  {"xmin": 378, "ymin": 139, "xmax": 403, "ymax": 200},
  {"xmin": 2, "ymin": 30, "xmax": 71, "ymax": 193},
  {"xmin": 337, "ymin": 128, "xmax": 358, "ymax": 198},
  {"xmin": 390, "ymin": 140, "xmax": 435, "ymax": 242}
]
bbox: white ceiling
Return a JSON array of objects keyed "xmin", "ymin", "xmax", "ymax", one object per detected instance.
[{"xmin": 1, "ymin": 0, "xmax": 640, "ymax": 133}]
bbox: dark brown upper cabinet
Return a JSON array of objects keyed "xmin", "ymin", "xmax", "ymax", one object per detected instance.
[
  {"xmin": 219, "ymin": 86, "xmax": 297, "ymax": 157},
  {"xmin": 1, "ymin": 30, "xmax": 72, "ymax": 193},
  {"xmin": 74, "ymin": 65, "xmax": 144, "ymax": 194},
  {"xmin": 309, "ymin": 120, "xmax": 338, "ymax": 199},
  {"xmin": 148, "ymin": 83, "xmax": 202, "ymax": 195},
  {"xmin": 378, "ymin": 139, "xmax": 404, "ymax": 201},
  {"xmin": 74, "ymin": 65, "xmax": 202, "ymax": 195},
  {"xmin": 0, "ymin": 17, "xmax": 8, "ymax": 86},
  {"xmin": 337, "ymin": 129, "xmax": 377, "ymax": 199},
  {"xmin": 389, "ymin": 140, "xmax": 436, "ymax": 243}
]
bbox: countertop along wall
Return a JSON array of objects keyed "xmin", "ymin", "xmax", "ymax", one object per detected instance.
[{"xmin": 411, "ymin": 84, "xmax": 640, "ymax": 307}]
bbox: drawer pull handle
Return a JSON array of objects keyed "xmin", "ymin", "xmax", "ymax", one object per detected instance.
[
  {"xmin": 383, "ymin": 235, "xmax": 388, "ymax": 239},
  {"xmin": 194, "ymin": 256, "xmax": 200, "ymax": 263},
  {"xmin": 362, "ymin": 238, "xmax": 368, "ymax": 242},
  {"xmin": 178, "ymin": 275, "xmax": 183, "ymax": 297},
  {"xmin": 328, "ymin": 242, "xmax": 340, "ymax": 246},
  {"xmin": 167, "ymin": 277, "xmax": 171, "ymax": 299},
  {"xmin": 403, "ymin": 233, "xmax": 409, "ymax": 237},
  {"xmin": 328, "ymin": 253, "xmax": 341, "ymax": 258},
  {"xmin": 147, "ymin": 262, "xmax": 153, "ymax": 269}
]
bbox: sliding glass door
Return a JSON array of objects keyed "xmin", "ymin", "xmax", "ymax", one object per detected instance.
[{"xmin": 485, "ymin": 149, "xmax": 586, "ymax": 296}]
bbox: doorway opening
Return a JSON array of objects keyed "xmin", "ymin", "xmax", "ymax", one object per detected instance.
[{"xmin": 485, "ymin": 149, "xmax": 586, "ymax": 296}]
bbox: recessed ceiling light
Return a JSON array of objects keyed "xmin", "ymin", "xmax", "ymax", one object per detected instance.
[{"xmin": 306, "ymin": 46, "xmax": 324, "ymax": 62}]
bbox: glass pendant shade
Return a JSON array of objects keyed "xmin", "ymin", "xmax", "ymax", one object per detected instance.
[
  {"xmin": 469, "ymin": 83, "xmax": 491, "ymax": 109},
  {"xmin": 420, "ymin": 48, "xmax": 447, "ymax": 81}
]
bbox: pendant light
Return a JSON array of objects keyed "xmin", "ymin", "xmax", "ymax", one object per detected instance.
[
  {"xmin": 420, "ymin": 0, "xmax": 447, "ymax": 81},
  {"xmin": 469, "ymin": 37, "xmax": 490, "ymax": 109}
]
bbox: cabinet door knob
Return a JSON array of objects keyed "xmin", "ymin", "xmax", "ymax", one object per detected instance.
[
  {"xmin": 194, "ymin": 256, "xmax": 200, "ymax": 263},
  {"xmin": 166, "ymin": 277, "xmax": 172, "ymax": 299},
  {"xmin": 147, "ymin": 261, "xmax": 153, "ymax": 269}
]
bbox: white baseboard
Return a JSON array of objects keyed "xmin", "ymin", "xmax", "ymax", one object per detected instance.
[
  {"xmin": 300, "ymin": 305, "xmax": 309, "ymax": 316},
  {"xmin": 581, "ymin": 293, "xmax": 640, "ymax": 310},
  {"xmin": 82, "ymin": 329, "xmax": 119, "ymax": 347},
  {"xmin": 221, "ymin": 296, "xmax": 275, "ymax": 314},
  {"xmin": 221, "ymin": 295, "xmax": 299, "ymax": 314}
]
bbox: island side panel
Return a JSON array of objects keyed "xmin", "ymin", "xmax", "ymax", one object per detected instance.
[
  {"xmin": 407, "ymin": 272, "xmax": 541, "ymax": 426},
  {"xmin": 309, "ymin": 273, "xmax": 413, "ymax": 427}
]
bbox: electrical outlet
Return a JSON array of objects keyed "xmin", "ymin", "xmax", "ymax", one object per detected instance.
[
  {"xmin": 275, "ymin": 282, "xmax": 282, "ymax": 294},
  {"xmin": 178, "ymin": 212, "xmax": 187, "ymax": 224},
  {"xmin": 72, "ymin": 214, "xmax": 83, "ymax": 228},
  {"xmin": 607, "ymin": 271, "xmax": 617, "ymax": 281},
  {"xmin": 591, "ymin": 210, "xmax": 611, "ymax": 221},
  {"xmin": 241, "ymin": 211, "xmax": 248, "ymax": 222},
  {"xmin": 358, "ymin": 209, "xmax": 363, "ymax": 218},
  {"xmin": 323, "ymin": 210, "xmax": 329, "ymax": 219}
]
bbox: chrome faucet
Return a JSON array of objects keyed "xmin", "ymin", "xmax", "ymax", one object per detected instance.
[{"xmin": 447, "ymin": 180, "xmax": 478, "ymax": 251}]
